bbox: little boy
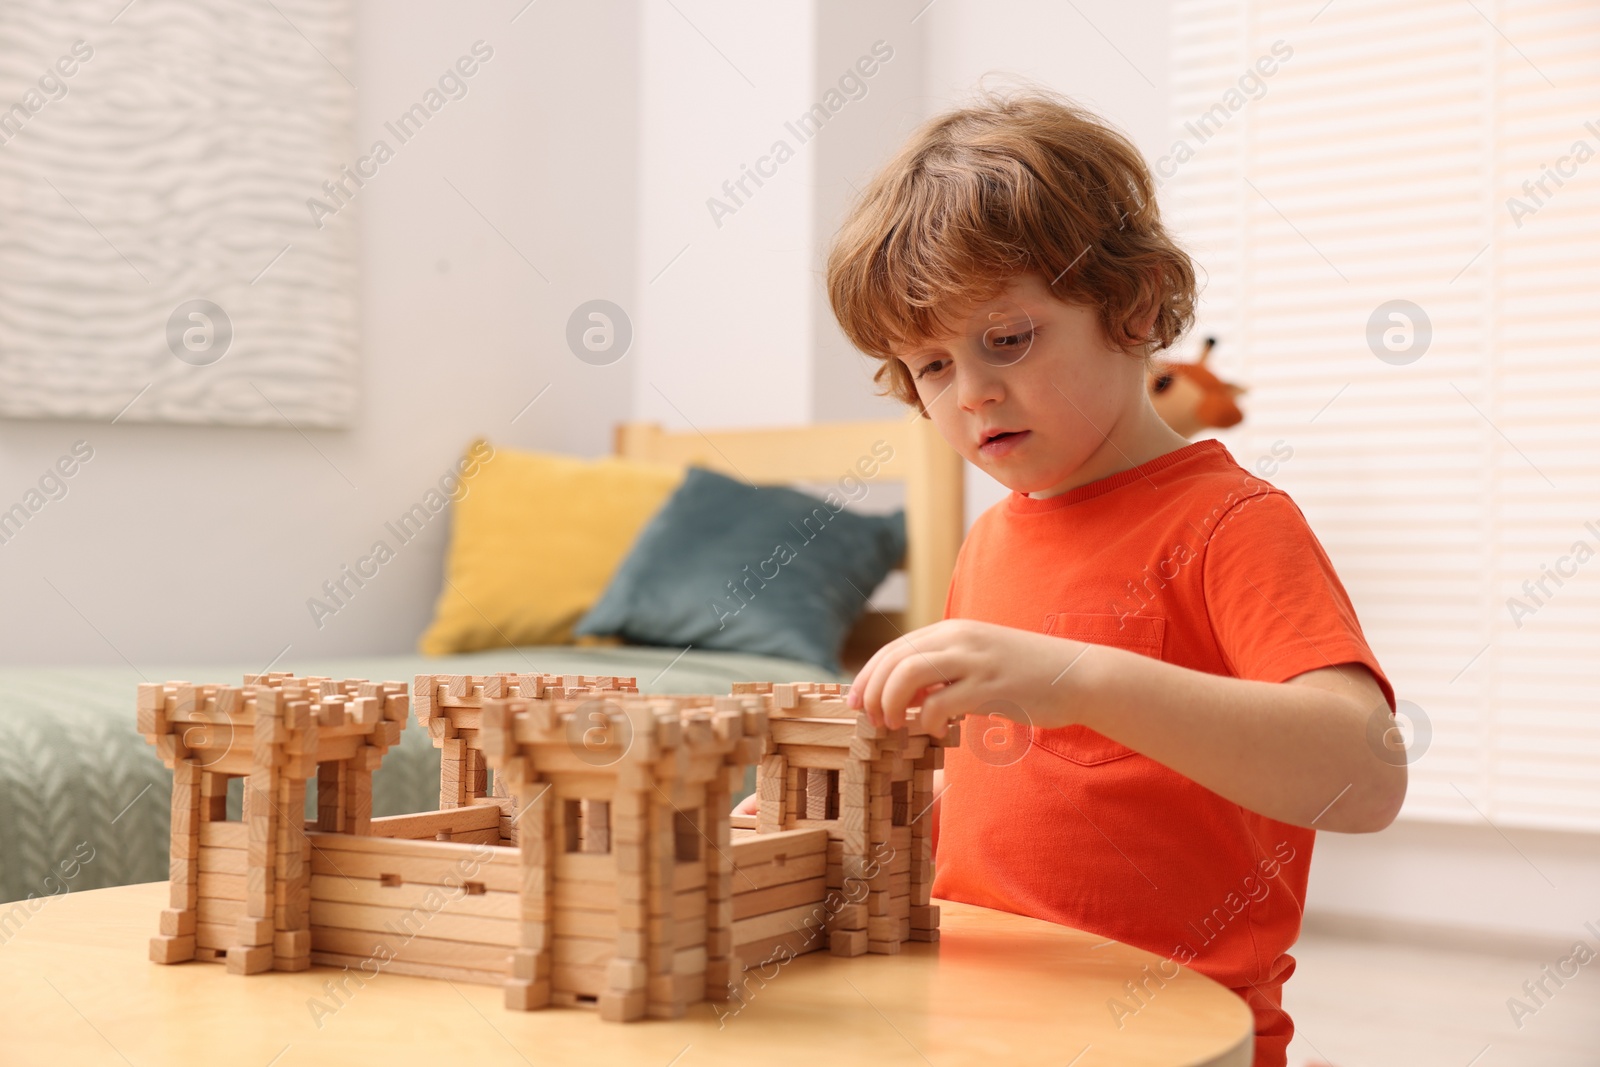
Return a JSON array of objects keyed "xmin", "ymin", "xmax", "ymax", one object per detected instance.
[{"xmin": 829, "ymin": 89, "xmax": 1403, "ymax": 1066}]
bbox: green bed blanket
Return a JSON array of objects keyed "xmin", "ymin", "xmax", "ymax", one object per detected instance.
[{"xmin": 0, "ymin": 646, "xmax": 845, "ymax": 906}]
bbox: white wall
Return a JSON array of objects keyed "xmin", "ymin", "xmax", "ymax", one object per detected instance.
[
  {"xmin": 0, "ymin": 0, "xmax": 643, "ymax": 667},
  {"xmin": 633, "ymin": 2, "xmax": 817, "ymax": 430},
  {"xmin": 1308, "ymin": 820, "xmax": 1600, "ymax": 948},
  {"xmin": 808, "ymin": 3, "xmax": 928, "ymax": 426}
]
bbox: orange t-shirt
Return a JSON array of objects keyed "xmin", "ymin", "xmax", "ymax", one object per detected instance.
[{"xmin": 931, "ymin": 438, "xmax": 1395, "ymax": 1067}]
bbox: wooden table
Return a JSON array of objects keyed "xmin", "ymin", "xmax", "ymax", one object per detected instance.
[{"xmin": 0, "ymin": 882, "xmax": 1252, "ymax": 1066}]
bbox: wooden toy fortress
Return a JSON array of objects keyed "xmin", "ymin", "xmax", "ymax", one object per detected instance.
[{"xmin": 136, "ymin": 672, "xmax": 956, "ymax": 1021}]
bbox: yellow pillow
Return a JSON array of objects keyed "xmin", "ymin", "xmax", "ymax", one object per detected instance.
[{"xmin": 417, "ymin": 439, "xmax": 685, "ymax": 654}]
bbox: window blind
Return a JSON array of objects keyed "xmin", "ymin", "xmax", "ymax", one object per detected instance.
[{"xmin": 1164, "ymin": 0, "xmax": 1600, "ymax": 829}]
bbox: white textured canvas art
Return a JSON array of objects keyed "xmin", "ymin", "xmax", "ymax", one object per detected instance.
[{"xmin": 0, "ymin": 0, "xmax": 359, "ymax": 426}]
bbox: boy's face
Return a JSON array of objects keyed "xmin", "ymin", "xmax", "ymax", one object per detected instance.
[{"xmin": 895, "ymin": 272, "xmax": 1153, "ymax": 498}]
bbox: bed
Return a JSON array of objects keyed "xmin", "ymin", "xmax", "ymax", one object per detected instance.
[{"xmin": 0, "ymin": 417, "xmax": 964, "ymax": 905}]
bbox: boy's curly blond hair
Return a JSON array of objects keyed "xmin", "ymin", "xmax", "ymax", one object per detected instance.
[{"xmin": 826, "ymin": 86, "xmax": 1198, "ymax": 416}]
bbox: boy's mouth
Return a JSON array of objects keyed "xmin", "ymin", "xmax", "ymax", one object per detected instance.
[{"xmin": 978, "ymin": 428, "xmax": 1030, "ymax": 457}]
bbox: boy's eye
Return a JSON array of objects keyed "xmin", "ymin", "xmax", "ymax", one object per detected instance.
[
  {"xmin": 914, "ymin": 359, "xmax": 948, "ymax": 380},
  {"xmin": 981, "ymin": 327, "xmax": 1034, "ymax": 365}
]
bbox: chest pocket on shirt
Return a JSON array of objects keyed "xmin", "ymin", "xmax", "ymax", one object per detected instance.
[{"xmin": 1033, "ymin": 611, "xmax": 1167, "ymax": 766}]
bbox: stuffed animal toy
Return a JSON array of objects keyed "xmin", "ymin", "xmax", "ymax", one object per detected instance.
[{"xmin": 1148, "ymin": 336, "xmax": 1247, "ymax": 438}]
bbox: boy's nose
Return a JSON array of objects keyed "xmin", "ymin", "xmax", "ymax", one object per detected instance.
[{"xmin": 956, "ymin": 363, "xmax": 1006, "ymax": 411}]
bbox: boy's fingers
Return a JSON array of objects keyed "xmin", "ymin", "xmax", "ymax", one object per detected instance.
[
  {"xmin": 850, "ymin": 630, "xmax": 910, "ymax": 717},
  {"xmin": 848, "ymin": 655, "xmax": 884, "ymax": 718},
  {"xmin": 855, "ymin": 621, "xmax": 936, "ymax": 687},
  {"xmin": 860, "ymin": 626, "xmax": 947, "ymax": 725},
  {"xmin": 847, "ymin": 643, "xmax": 890, "ymax": 709},
  {"xmin": 859, "ymin": 635, "xmax": 918, "ymax": 726},
  {"xmin": 918, "ymin": 686, "xmax": 963, "ymax": 739},
  {"xmin": 880, "ymin": 653, "xmax": 950, "ymax": 730}
]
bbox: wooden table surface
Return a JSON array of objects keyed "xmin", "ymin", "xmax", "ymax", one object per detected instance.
[{"xmin": 0, "ymin": 882, "xmax": 1253, "ymax": 1066}]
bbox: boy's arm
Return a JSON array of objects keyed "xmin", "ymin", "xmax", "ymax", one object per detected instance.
[{"xmin": 848, "ymin": 620, "xmax": 1406, "ymax": 834}]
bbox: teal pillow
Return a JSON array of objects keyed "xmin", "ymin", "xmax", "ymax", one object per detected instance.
[{"xmin": 574, "ymin": 466, "xmax": 906, "ymax": 672}]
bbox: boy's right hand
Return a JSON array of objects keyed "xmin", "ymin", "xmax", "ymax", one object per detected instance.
[{"xmin": 730, "ymin": 792, "xmax": 759, "ymax": 817}]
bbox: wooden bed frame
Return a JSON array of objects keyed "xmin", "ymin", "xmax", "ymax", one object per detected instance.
[{"xmin": 613, "ymin": 416, "xmax": 965, "ymax": 672}]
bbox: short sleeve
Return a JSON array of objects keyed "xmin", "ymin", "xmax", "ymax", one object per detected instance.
[{"xmin": 1201, "ymin": 489, "xmax": 1396, "ymax": 713}]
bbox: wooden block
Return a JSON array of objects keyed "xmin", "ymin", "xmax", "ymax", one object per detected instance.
[
  {"xmin": 158, "ymin": 908, "xmax": 196, "ymax": 936},
  {"xmin": 910, "ymin": 904, "xmax": 939, "ymax": 930},
  {"xmin": 610, "ymin": 926, "xmax": 650, "ymax": 968},
  {"xmin": 368, "ymin": 802, "xmax": 502, "ymax": 840},
  {"xmin": 769, "ymin": 719, "xmax": 855, "ymax": 747},
  {"xmin": 828, "ymin": 928, "xmax": 868, "ymax": 957},
  {"xmin": 828, "ymin": 902, "xmax": 867, "ymax": 932},
  {"xmin": 137, "ymin": 682, "xmax": 167, "ymax": 712},
  {"xmin": 731, "ymin": 902, "xmax": 827, "ymax": 945},
  {"xmin": 510, "ymin": 948, "xmax": 550, "ymax": 981},
  {"xmin": 737, "ymin": 928, "xmax": 820, "ymax": 969},
  {"xmin": 726, "ymin": 851, "xmax": 825, "ymax": 895},
  {"xmin": 907, "ymin": 928, "xmax": 939, "ymax": 942},
  {"xmin": 703, "ymin": 955, "xmax": 738, "ymax": 996},
  {"xmin": 149, "ymin": 934, "xmax": 195, "ymax": 964},
  {"xmin": 236, "ymin": 916, "xmax": 274, "ymax": 947},
  {"xmin": 867, "ymin": 938, "xmax": 902, "ymax": 955},
  {"xmin": 552, "ymin": 960, "xmax": 609, "ymax": 998},
  {"xmin": 169, "ymin": 879, "xmax": 198, "ymax": 910},
  {"xmin": 644, "ymin": 972, "xmax": 700, "ymax": 1015},
  {"xmin": 225, "ymin": 943, "xmax": 274, "ymax": 974},
  {"xmin": 197, "ymin": 897, "xmax": 244, "ymax": 928},
  {"xmin": 552, "ymin": 935, "xmax": 619, "ymax": 969},
  {"xmin": 597, "ymin": 989, "xmax": 647, "ymax": 1021},
  {"xmin": 311, "ymin": 927, "xmax": 514, "ymax": 974},
  {"xmin": 602, "ymin": 957, "xmax": 647, "ymax": 995},
  {"xmin": 756, "ymin": 755, "xmax": 786, "ymax": 800},
  {"xmin": 671, "ymin": 888, "xmax": 707, "ymax": 926},
  {"xmin": 728, "ymin": 828, "xmax": 827, "ymax": 868},
  {"xmin": 867, "ymin": 913, "xmax": 905, "ymax": 940},
  {"xmin": 504, "ymin": 978, "xmax": 551, "ymax": 1011},
  {"xmin": 309, "ymin": 900, "xmax": 517, "ymax": 947},
  {"xmin": 305, "ymin": 832, "xmax": 517, "ymax": 879},
  {"xmin": 672, "ymin": 945, "xmax": 707, "ymax": 976},
  {"xmin": 274, "ymin": 929, "xmax": 311, "ymax": 957},
  {"xmin": 731, "ymin": 876, "xmax": 828, "ymax": 922}
]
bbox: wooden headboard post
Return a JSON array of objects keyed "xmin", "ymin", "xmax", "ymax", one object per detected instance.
[{"xmin": 613, "ymin": 417, "xmax": 965, "ymax": 670}]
